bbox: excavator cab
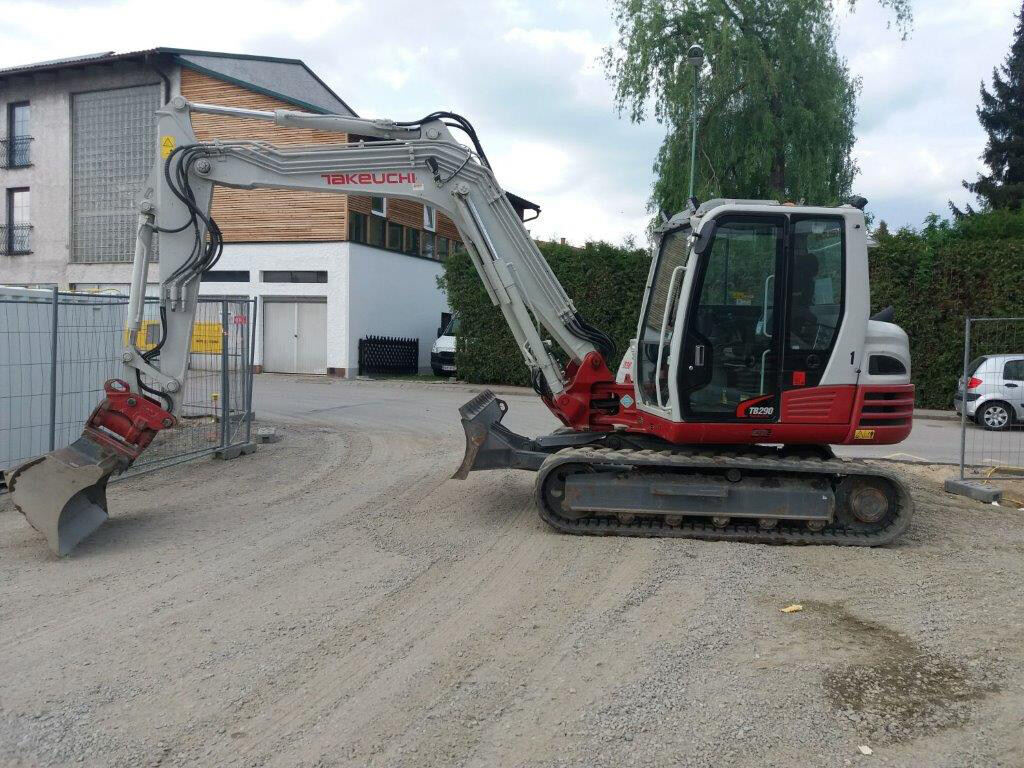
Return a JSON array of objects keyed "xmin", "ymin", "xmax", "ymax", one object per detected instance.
[{"xmin": 635, "ymin": 202, "xmax": 870, "ymax": 431}]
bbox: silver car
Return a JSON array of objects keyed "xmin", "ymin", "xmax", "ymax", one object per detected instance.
[{"xmin": 954, "ymin": 354, "xmax": 1024, "ymax": 430}]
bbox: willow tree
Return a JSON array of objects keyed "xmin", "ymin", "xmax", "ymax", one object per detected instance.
[{"xmin": 604, "ymin": 0, "xmax": 912, "ymax": 216}]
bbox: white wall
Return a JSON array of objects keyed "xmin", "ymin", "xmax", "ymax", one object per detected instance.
[
  {"xmin": 346, "ymin": 243, "xmax": 449, "ymax": 374},
  {"xmin": 197, "ymin": 241, "xmax": 346, "ymax": 372},
  {"xmin": 0, "ymin": 62, "xmax": 170, "ymax": 288}
]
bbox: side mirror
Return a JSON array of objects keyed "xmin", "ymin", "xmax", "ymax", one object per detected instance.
[
  {"xmin": 437, "ymin": 327, "xmax": 443, "ymax": 338},
  {"xmin": 693, "ymin": 220, "xmax": 717, "ymax": 256}
]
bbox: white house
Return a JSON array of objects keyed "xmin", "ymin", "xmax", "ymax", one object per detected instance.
[{"xmin": 0, "ymin": 48, "xmax": 540, "ymax": 375}]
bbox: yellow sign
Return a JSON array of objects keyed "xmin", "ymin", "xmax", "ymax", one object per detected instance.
[
  {"xmin": 160, "ymin": 135, "xmax": 176, "ymax": 159},
  {"xmin": 854, "ymin": 429, "xmax": 876, "ymax": 440},
  {"xmin": 126, "ymin": 320, "xmax": 222, "ymax": 355}
]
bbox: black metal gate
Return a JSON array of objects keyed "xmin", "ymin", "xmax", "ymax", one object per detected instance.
[{"xmin": 358, "ymin": 336, "xmax": 419, "ymax": 376}]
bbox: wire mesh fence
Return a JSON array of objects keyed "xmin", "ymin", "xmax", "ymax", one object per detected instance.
[
  {"xmin": 957, "ymin": 317, "xmax": 1024, "ymax": 479},
  {"xmin": 1, "ymin": 288, "xmax": 254, "ymax": 483}
]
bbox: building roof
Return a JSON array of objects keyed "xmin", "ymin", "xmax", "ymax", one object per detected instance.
[
  {"xmin": 0, "ymin": 47, "xmax": 356, "ymax": 116},
  {"xmin": 505, "ymin": 192, "xmax": 541, "ymax": 221}
]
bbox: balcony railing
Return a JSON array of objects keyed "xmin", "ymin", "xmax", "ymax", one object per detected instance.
[
  {"xmin": 0, "ymin": 136, "xmax": 33, "ymax": 169},
  {"xmin": 0, "ymin": 224, "xmax": 33, "ymax": 255}
]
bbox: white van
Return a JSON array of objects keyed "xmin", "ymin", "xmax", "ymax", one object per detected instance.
[{"xmin": 431, "ymin": 314, "xmax": 459, "ymax": 376}]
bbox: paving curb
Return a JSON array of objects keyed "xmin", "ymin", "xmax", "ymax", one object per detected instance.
[{"xmin": 914, "ymin": 409, "xmax": 961, "ymax": 423}]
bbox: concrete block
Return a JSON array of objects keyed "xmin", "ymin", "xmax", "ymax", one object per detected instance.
[
  {"xmin": 214, "ymin": 442, "xmax": 258, "ymax": 460},
  {"xmin": 255, "ymin": 427, "xmax": 281, "ymax": 444},
  {"xmin": 944, "ymin": 477, "xmax": 1002, "ymax": 503}
]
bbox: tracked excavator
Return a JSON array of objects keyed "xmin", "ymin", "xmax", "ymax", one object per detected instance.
[{"xmin": 6, "ymin": 97, "xmax": 916, "ymax": 555}]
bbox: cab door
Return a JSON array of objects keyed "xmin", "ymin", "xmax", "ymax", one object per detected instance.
[
  {"xmin": 678, "ymin": 216, "xmax": 786, "ymax": 422},
  {"xmin": 779, "ymin": 216, "xmax": 845, "ymax": 392}
]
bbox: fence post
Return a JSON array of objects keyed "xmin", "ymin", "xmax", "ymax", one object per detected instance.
[
  {"xmin": 959, "ymin": 317, "xmax": 970, "ymax": 481},
  {"xmin": 220, "ymin": 300, "xmax": 230, "ymax": 450},
  {"xmin": 48, "ymin": 287, "xmax": 59, "ymax": 451},
  {"xmin": 245, "ymin": 298, "xmax": 256, "ymax": 444}
]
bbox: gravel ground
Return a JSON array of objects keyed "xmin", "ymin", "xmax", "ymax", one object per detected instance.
[{"xmin": 1, "ymin": 380, "xmax": 1022, "ymax": 768}]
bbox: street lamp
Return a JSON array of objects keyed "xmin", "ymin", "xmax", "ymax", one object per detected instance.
[{"xmin": 686, "ymin": 43, "xmax": 704, "ymax": 200}]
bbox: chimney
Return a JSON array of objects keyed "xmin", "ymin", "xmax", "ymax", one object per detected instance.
[{"xmin": 560, "ymin": 237, "xmax": 566, "ymax": 245}]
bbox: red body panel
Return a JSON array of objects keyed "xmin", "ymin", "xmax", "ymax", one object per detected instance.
[
  {"xmin": 780, "ymin": 386, "xmax": 855, "ymax": 423},
  {"xmin": 545, "ymin": 353, "xmax": 913, "ymax": 447},
  {"xmin": 86, "ymin": 378, "xmax": 176, "ymax": 461}
]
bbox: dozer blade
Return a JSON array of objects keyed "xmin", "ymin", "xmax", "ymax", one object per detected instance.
[
  {"xmin": 6, "ymin": 435, "xmax": 126, "ymax": 556},
  {"xmin": 453, "ymin": 390, "xmax": 549, "ymax": 478}
]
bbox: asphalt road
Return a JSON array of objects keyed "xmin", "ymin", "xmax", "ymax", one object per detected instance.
[{"xmin": 251, "ymin": 376, "xmax": 980, "ymax": 466}]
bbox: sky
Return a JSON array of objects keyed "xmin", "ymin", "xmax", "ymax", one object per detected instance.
[{"xmin": 0, "ymin": 0, "xmax": 1018, "ymax": 243}]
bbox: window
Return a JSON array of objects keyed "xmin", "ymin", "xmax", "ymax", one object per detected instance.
[
  {"xmin": 405, "ymin": 227, "xmax": 420, "ymax": 256},
  {"xmin": 386, "ymin": 221, "xmax": 403, "ymax": 250},
  {"xmin": 368, "ymin": 215, "xmax": 385, "ymax": 247},
  {"xmin": 422, "ymin": 231, "xmax": 436, "ymax": 260},
  {"xmin": 371, "ymin": 196, "xmax": 387, "ymax": 216},
  {"xmin": 1004, "ymin": 360, "xmax": 1024, "ymax": 381},
  {"xmin": 350, "ymin": 212, "xmax": 367, "ymax": 243},
  {"xmin": 71, "ymin": 85, "xmax": 161, "ymax": 263},
  {"xmin": 967, "ymin": 356, "xmax": 989, "ymax": 376},
  {"xmin": 6, "ymin": 188, "xmax": 31, "ymax": 253},
  {"xmin": 423, "ymin": 205, "xmax": 436, "ymax": 231},
  {"xmin": 786, "ymin": 218, "xmax": 843, "ymax": 353},
  {"xmin": 7, "ymin": 102, "xmax": 30, "ymax": 167},
  {"xmin": 868, "ymin": 355, "xmax": 907, "ymax": 375},
  {"xmin": 202, "ymin": 270, "xmax": 251, "ymax": 282},
  {"xmin": 261, "ymin": 270, "xmax": 328, "ymax": 283},
  {"xmin": 437, "ymin": 237, "xmax": 449, "ymax": 260},
  {"xmin": 636, "ymin": 226, "xmax": 691, "ymax": 408},
  {"xmin": 681, "ymin": 219, "xmax": 783, "ymax": 416}
]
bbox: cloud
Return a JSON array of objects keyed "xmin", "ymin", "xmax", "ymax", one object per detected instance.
[
  {"xmin": 837, "ymin": 0, "xmax": 1019, "ymax": 227},
  {"xmin": 0, "ymin": 0, "xmax": 1018, "ymax": 240}
]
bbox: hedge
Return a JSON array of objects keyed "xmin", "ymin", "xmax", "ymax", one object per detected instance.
[
  {"xmin": 440, "ymin": 210, "xmax": 1024, "ymax": 409},
  {"xmin": 869, "ymin": 210, "xmax": 1024, "ymax": 409},
  {"xmin": 437, "ymin": 240, "xmax": 649, "ymax": 386}
]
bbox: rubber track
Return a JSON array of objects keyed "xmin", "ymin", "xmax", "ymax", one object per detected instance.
[{"xmin": 533, "ymin": 446, "xmax": 914, "ymax": 546}]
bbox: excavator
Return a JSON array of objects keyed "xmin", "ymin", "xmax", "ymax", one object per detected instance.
[{"xmin": 6, "ymin": 96, "xmax": 916, "ymax": 555}]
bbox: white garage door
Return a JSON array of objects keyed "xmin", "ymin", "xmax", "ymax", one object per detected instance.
[{"xmin": 263, "ymin": 299, "xmax": 327, "ymax": 374}]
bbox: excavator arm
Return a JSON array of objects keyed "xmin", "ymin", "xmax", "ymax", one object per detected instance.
[
  {"xmin": 133, "ymin": 97, "xmax": 610, "ymax": 409},
  {"xmin": 6, "ymin": 97, "xmax": 618, "ymax": 554}
]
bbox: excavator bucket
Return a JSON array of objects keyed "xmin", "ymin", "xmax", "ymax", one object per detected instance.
[
  {"xmin": 5, "ymin": 379, "xmax": 173, "ymax": 556},
  {"xmin": 6, "ymin": 435, "xmax": 125, "ymax": 556},
  {"xmin": 453, "ymin": 390, "xmax": 548, "ymax": 478}
]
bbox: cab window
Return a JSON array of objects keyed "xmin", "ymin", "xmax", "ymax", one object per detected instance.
[
  {"xmin": 636, "ymin": 228, "xmax": 689, "ymax": 406},
  {"xmin": 786, "ymin": 218, "xmax": 843, "ymax": 354}
]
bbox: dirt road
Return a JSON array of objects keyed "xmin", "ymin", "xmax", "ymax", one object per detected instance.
[{"xmin": 1, "ymin": 379, "xmax": 1022, "ymax": 767}]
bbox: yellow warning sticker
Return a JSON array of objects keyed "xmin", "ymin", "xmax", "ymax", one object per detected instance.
[
  {"xmin": 854, "ymin": 429, "xmax": 876, "ymax": 440},
  {"xmin": 160, "ymin": 135, "xmax": 176, "ymax": 159}
]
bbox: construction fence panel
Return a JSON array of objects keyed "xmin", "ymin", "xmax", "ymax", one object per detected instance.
[
  {"xmin": 958, "ymin": 317, "xmax": 1024, "ymax": 480},
  {"xmin": 0, "ymin": 288, "xmax": 254, "ymax": 483}
]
